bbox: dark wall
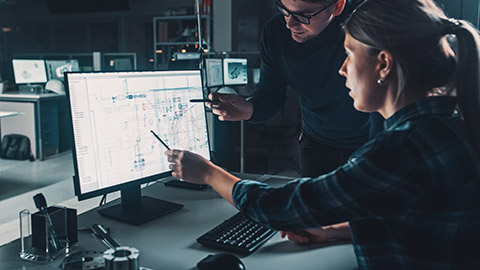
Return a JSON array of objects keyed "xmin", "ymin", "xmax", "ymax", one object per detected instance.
[
  {"xmin": 231, "ymin": 0, "xmax": 275, "ymax": 52},
  {"xmin": 0, "ymin": 0, "xmax": 193, "ymax": 81},
  {"xmin": 436, "ymin": 0, "xmax": 480, "ymax": 27}
]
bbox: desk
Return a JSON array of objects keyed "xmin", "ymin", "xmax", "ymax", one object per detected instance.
[
  {"xmin": 0, "ymin": 93, "xmax": 69, "ymax": 160},
  {"xmin": 0, "ymin": 111, "xmax": 20, "ymax": 144},
  {"xmin": 0, "ymin": 111, "xmax": 20, "ymax": 118},
  {"xmin": 0, "ymin": 174, "xmax": 358, "ymax": 270}
]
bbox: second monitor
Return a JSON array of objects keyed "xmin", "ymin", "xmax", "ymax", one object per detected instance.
[
  {"xmin": 203, "ymin": 58, "xmax": 248, "ymax": 88},
  {"xmin": 12, "ymin": 59, "xmax": 48, "ymax": 84},
  {"xmin": 46, "ymin": 60, "xmax": 80, "ymax": 81},
  {"xmin": 223, "ymin": 58, "xmax": 248, "ymax": 86}
]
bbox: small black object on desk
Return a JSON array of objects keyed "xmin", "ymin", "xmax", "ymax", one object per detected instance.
[
  {"xmin": 32, "ymin": 193, "xmax": 78, "ymax": 251},
  {"xmin": 197, "ymin": 253, "xmax": 245, "ymax": 270},
  {"xmin": 165, "ymin": 179, "xmax": 208, "ymax": 190},
  {"xmin": 33, "ymin": 193, "xmax": 62, "ymax": 251}
]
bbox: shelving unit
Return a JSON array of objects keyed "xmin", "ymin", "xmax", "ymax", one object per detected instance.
[{"xmin": 153, "ymin": 15, "xmax": 211, "ymax": 70}]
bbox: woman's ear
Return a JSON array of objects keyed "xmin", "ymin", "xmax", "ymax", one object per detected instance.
[
  {"xmin": 331, "ymin": 0, "xmax": 346, "ymax": 17},
  {"xmin": 377, "ymin": 50, "xmax": 394, "ymax": 80}
]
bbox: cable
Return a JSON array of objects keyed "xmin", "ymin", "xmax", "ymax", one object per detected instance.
[
  {"xmin": 99, "ymin": 194, "xmax": 107, "ymax": 206},
  {"xmin": 195, "ymin": 0, "xmax": 203, "ymax": 54}
]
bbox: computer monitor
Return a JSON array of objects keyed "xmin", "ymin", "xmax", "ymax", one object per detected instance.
[
  {"xmin": 45, "ymin": 59, "xmax": 80, "ymax": 81},
  {"xmin": 108, "ymin": 58, "xmax": 133, "ymax": 71},
  {"xmin": 204, "ymin": 58, "xmax": 224, "ymax": 87},
  {"xmin": 103, "ymin": 54, "xmax": 137, "ymax": 71},
  {"xmin": 12, "ymin": 59, "xmax": 48, "ymax": 84},
  {"xmin": 65, "ymin": 70, "xmax": 210, "ymax": 225},
  {"xmin": 223, "ymin": 58, "xmax": 248, "ymax": 86}
]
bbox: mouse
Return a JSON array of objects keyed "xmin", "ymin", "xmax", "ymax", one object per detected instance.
[{"xmin": 197, "ymin": 253, "xmax": 246, "ymax": 270}]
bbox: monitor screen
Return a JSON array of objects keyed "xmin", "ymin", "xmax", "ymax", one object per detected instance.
[
  {"xmin": 12, "ymin": 59, "xmax": 48, "ymax": 84},
  {"xmin": 46, "ymin": 60, "xmax": 80, "ymax": 81},
  {"xmin": 223, "ymin": 58, "xmax": 248, "ymax": 86},
  {"xmin": 66, "ymin": 70, "xmax": 210, "ymax": 224},
  {"xmin": 204, "ymin": 58, "xmax": 223, "ymax": 87}
]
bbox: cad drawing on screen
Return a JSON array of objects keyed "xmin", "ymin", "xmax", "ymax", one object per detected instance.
[{"xmin": 67, "ymin": 70, "xmax": 210, "ymax": 224}]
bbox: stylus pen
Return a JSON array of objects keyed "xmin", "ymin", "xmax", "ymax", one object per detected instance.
[
  {"xmin": 150, "ymin": 130, "xmax": 171, "ymax": 150},
  {"xmin": 189, "ymin": 99, "xmax": 219, "ymax": 103}
]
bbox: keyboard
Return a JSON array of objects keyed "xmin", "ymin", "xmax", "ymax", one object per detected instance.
[{"xmin": 197, "ymin": 212, "xmax": 277, "ymax": 255}]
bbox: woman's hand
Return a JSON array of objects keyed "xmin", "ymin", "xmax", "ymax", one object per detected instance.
[
  {"xmin": 165, "ymin": 149, "xmax": 214, "ymax": 184},
  {"xmin": 281, "ymin": 222, "xmax": 352, "ymax": 245},
  {"xmin": 165, "ymin": 149, "xmax": 241, "ymax": 205}
]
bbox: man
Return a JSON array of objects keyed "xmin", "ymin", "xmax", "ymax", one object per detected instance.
[{"xmin": 209, "ymin": 0, "xmax": 383, "ymax": 177}]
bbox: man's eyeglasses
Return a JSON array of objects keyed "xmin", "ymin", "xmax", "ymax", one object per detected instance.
[{"xmin": 276, "ymin": 0, "xmax": 335, "ymax": 25}]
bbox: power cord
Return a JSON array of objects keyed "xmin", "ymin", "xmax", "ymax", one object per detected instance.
[{"xmin": 99, "ymin": 194, "xmax": 107, "ymax": 206}]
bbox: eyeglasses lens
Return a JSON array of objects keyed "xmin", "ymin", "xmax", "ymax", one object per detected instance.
[
  {"xmin": 292, "ymin": 14, "xmax": 309, "ymax": 24},
  {"xmin": 276, "ymin": 4, "xmax": 310, "ymax": 24}
]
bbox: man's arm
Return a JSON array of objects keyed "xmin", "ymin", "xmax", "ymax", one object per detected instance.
[
  {"xmin": 248, "ymin": 19, "xmax": 289, "ymax": 123},
  {"xmin": 205, "ymin": 23, "xmax": 287, "ymax": 123}
]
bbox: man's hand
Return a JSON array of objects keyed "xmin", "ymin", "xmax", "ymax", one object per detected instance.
[
  {"xmin": 207, "ymin": 92, "xmax": 254, "ymax": 121},
  {"xmin": 281, "ymin": 222, "xmax": 351, "ymax": 245}
]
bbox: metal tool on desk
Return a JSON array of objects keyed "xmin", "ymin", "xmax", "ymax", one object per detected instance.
[
  {"xmin": 90, "ymin": 224, "xmax": 120, "ymax": 249},
  {"xmin": 61, "ymin": 224, "xmax": 147, "ymax": 270},
  {"xmin": 104, "ymin": 246, "xmax": 141, "ymax": 270},
  {"xmin": 90, "ymin": 224, "xmax": 150, "ymax": 270},
  {"xmin": 60, "ymin": 248, "xmax": 150, "ymax": 270}
]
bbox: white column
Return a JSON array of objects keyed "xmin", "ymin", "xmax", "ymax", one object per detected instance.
[{"xmin": 212, "ymin": 0, "xmax": 232, "ymax": 51}]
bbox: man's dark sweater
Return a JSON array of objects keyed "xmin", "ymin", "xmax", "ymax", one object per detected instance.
[{"xmin": 249, "ymin": 0, "xmax": 382, "ymax": 150}]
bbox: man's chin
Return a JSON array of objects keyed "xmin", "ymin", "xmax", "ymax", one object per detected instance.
[{"xmin": 291, "ymin": 33, "xmax": 309, "ymax": 43}]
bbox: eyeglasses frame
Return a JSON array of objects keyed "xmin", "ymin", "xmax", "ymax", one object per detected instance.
[{"xmin": 276, "ymin": 0, "xmax": 336, "ymax": 25}]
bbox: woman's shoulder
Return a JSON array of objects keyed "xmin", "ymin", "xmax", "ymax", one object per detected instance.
[{"xmin": 350, "ymin": 114, "xmax": 467, "ymax": 168}]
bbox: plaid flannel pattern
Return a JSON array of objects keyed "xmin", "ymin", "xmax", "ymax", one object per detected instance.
[{"xmin": 233, "ymin": 96, "xmax": 480, "ymax": 269}]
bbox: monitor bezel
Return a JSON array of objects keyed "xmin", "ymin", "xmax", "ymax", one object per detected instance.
[{"xmin": 65, "ymin": 69, "xmax": 209, "ymax": 201}]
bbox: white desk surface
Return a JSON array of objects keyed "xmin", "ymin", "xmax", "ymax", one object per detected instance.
[
  {"xmin": 0, "ymin": 174, "xmax": 358, "ymax": 270},
  {"xmin": 0, "ymin": 92, "xmax": 65, "ymax": 101}
]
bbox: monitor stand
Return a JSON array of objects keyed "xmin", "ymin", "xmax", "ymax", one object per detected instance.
[
  {"xmin": 98, "ymin": 182, "xmax": 183, "ymax": 225},
  {"xmin": 19, "ymin": 84, "xmax": 44, "ymax": 94}
]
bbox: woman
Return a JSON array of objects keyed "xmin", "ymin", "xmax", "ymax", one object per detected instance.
[{"xmin": 166, "ymin": 0, "xmax": 480, "ymax": 268}]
